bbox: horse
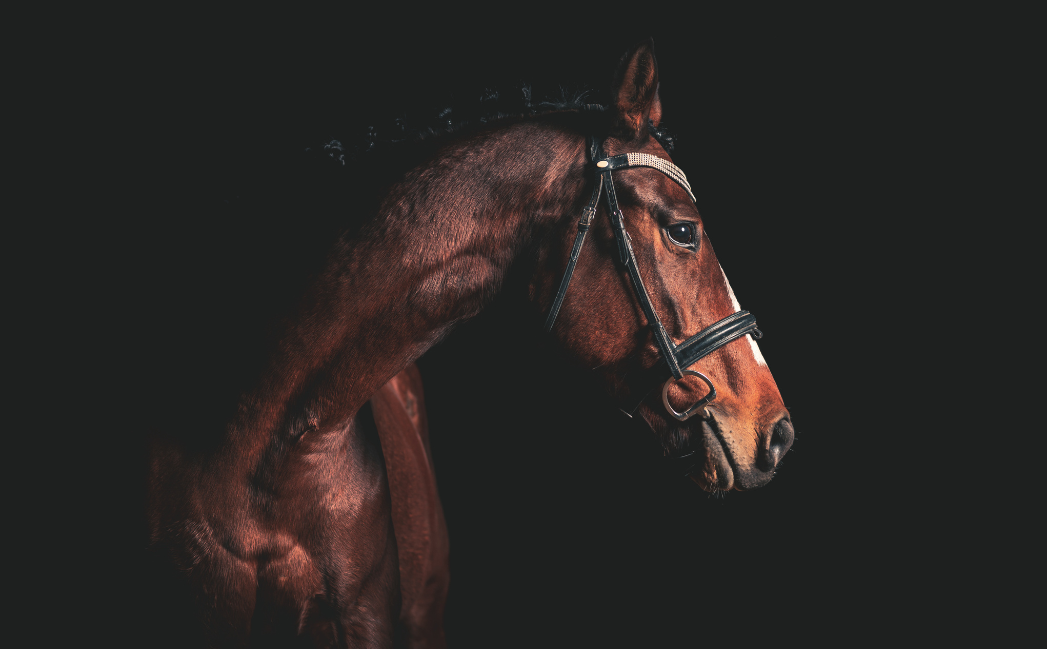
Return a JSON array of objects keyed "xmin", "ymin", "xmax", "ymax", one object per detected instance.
[{"xmin": 145, "ymin": 38, "xmax": 793, "ymax": 647}]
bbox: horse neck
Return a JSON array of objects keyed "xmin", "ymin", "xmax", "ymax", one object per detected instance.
[{"xmin": 236, "ymin": 119, "xmax": 587, "ymax": 446}]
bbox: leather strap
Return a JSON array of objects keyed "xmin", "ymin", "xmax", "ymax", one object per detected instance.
[
  {"xmin": 602, "ymin": 168, "xmax": 684, "ymax": 379},
  {"xmin": 599, "ymin": 153, "xmax": 695, "ymax": 202},
  {"xmin": 544, "ymin": 170, "xmax": 603, "ymax": 333}
]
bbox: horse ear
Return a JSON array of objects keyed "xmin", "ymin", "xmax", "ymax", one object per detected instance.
[{"xmin": 611, "ymin": 38, "xmax": 662, "ymax": 141}]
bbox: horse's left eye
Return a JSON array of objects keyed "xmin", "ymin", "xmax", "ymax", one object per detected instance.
[{"xmin": 667, "ymin": 223, "xmax": 695, "ymax": 246}]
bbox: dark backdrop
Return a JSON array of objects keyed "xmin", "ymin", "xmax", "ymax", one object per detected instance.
[{"xmin": 97, "ymin": 7, "xmax": 1018, "ymax": 647}]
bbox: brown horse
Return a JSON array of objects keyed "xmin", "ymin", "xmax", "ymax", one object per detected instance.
[{"xmin": 146, "ymin": 39, "xmax": 792, "ymax": 647}]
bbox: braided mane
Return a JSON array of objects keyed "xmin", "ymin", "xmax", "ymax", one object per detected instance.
[{"xmin": 305, "ymin": 83, "xmax": 676, "ymax": 170}]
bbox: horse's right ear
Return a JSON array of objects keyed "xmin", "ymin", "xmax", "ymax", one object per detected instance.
[{"xmin": 610, "ymin": 39, "xmax": 662, "ymax": 143}]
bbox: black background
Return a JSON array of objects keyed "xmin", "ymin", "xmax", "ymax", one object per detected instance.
[{"xmin": 81, "ymin": 6, "xmax": 1028, "ymax": 647}]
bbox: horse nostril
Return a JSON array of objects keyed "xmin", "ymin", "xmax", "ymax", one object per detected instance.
[{"xmin": 760, "ymin": 417, "xmax": 795, "ymax": 472}]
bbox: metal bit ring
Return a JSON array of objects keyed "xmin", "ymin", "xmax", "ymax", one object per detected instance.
[{"xmin": 661, "ymin": 370, "xmax": 717, "ymax": 422}]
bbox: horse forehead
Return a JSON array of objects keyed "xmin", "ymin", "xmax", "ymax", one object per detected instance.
[{"xmin": 621, "ymin": 171, "xmax": 696, "ymax": 214}]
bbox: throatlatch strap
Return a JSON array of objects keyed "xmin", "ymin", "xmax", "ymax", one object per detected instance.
[{"xmin": 544, "ymin": 173, "xmax": 603, "ymax": 333}]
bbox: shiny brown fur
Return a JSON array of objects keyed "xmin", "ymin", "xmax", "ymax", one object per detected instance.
[
  {"xmin": 147, "ymin": 366, "xmax": 447, "ymax": 648},
  {"xmin": 146, "ymin": 39, "xmax": 790, "ymax": 647}
]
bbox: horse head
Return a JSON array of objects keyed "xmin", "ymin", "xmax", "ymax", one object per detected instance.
[{"xmin": 537, "ymin": 40, "xmax": 792, "ymax": 492}]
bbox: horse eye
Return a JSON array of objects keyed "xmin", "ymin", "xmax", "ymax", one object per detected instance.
[{"xmin": 666, "ymin": 223, "xmax": 695, "ymax": 246}]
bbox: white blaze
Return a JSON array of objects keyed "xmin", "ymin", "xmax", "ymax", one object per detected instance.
[{"xmin": 719, "ymin": 264, "xmax": 768, "ymax": 367}]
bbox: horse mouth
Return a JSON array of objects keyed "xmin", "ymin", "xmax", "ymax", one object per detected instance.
[
  {"xmin": 689, "ymin": 420, "xmax": 735, "ymax": 493},
  {"xmin": 638, "ymin": 405, "xmax": 737, "ymax": 492}
]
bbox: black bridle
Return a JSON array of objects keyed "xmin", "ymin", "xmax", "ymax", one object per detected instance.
[{"xmin": 545, "ymin": 135, "xmax": 763, "ymax": 427}]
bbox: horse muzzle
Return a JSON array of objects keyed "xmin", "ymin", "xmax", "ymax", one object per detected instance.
[{"xmin": 664, "ymin": 409, "xmax": 794, "ymax": 492}]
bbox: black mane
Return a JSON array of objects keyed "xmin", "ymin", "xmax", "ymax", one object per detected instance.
[{"xmin": 305, "ymin": 83, "xmax": 676, "ymax": 170}]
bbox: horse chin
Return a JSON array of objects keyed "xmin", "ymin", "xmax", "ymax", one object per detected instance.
[
  {"xmin": 637, "ymin": 406, "xmax": 735, "ymax": 493},
  {"xmin": 687, "ymin": 421, "xmax": 735, "ymax": 493}
]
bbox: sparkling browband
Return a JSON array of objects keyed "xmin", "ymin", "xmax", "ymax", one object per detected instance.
[
  {"xmin": 598, "ymin": 152, "xmax": 696, "ymax": 203},
  {"xmin": 624, "ymin": 152, "xmax": 695, "ymax": 203}
]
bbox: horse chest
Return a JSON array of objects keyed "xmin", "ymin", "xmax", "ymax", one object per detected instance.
[{"xmin": 170, "ymin": 467, "xmax": 397, "ymax": 642}]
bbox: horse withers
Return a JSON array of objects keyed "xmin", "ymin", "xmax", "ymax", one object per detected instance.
[{"xmin": 146, "ymin": 39, "xmax": 791, "ymax": 647}]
